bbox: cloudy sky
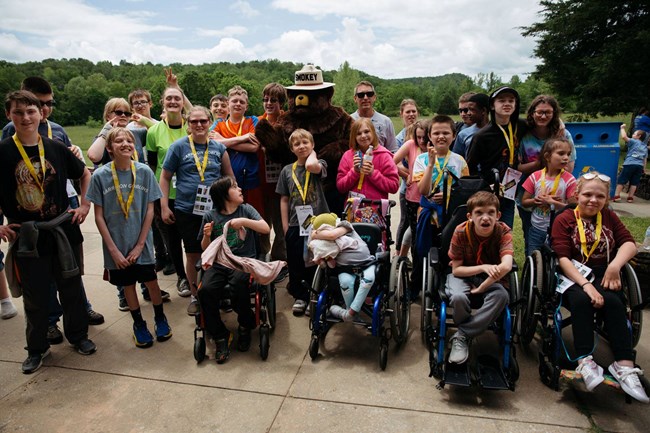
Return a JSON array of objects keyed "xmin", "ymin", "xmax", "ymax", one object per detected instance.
[{"xmin": 0, "ymin": 0, "xmax": 544, "ymax": 80}]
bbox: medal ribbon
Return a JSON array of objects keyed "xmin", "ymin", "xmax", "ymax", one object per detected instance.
[
  {"xmin": 13, "ymin": 133, "xmax": 46, "ymax": 192},
  {"xmin": 574, "ymin": 208, "xmax": 602, "ymax": 262},
  {"xmin": 540, "ymin": 168, "xmax": 564, "ymax": 196},
  {"xmin": 497, "ymin": 123, "xmax": 516, "ymax": 165},
  {"xmin": 188, "ymin": 135, "xmax": 209, "ymax": 182},
  {"xmin": 291, "ymin": 162, "xmax": 310, "ymax": 204},
  {"xmin": 224, "ymin": 119, "xmax": 244, "ymax": 137},
  {"xmin": 111, "ymin": 161, "xmax": 137, "ymax": 219}
]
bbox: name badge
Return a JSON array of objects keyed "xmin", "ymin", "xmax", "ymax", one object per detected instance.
[
  {"xmin": 296, "ymin": 205, "xmax": 314, "ymax": 237},
  {"xmin": 192, "ymin": 184, "xmax": 213, "ymax": 216}
]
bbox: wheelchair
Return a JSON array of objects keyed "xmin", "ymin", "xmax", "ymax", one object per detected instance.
[
  {"xmin": 519, "ymin": 231, "xmax": 647, "ymax": 401},
  {"xmin": 420, "ymin": 171, "xmax": 521, "ymax": 390},
  {"xmin": 192, "ymin": 251, "xmax": 278, "ymax": 363},
  {"xmin": 307, "ymin": 199, "xmax": 411, "ymax": 370}
]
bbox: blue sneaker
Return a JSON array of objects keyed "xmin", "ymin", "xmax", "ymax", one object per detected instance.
[
  {"xmin": 154, "ymin": 316, "xmax": 172, "ymax": 342},
  {"xmin": 133, "ymin": 321, "xmax": 154, "ymax": 348}
]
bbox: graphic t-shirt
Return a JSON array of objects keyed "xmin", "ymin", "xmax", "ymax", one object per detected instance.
[
  {"xmin": 522, "ymin": 169, "xmax": 576, "ymax": 229},
  {"xmin": 201, "ymin": 203, "xmax": 261, "ymax": 258},
  {"xmin": 276, "ymin": 161, "xmax": 329, "ymax": 227},
  {"xmin": 86, "ymin": 162, "xmax": 162, "ymax": 269},
  {"xmin": 0, "ymin": 136, "xmax": 85, "ymax": 252}
]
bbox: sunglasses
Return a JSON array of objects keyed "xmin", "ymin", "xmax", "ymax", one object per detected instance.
[
  {"xmin": 189, "ymin": 119, "xmax": 209, "ymax": 125},
  {"xmin": 41, "ymin": 99, "xmax": 56, "ymax": 107},
  {"xmin": 113, "ymin": 110, "xmax": 132, "ymax": 117},
  {"xmin": 263, "ymin": 97, "xmax": 279, "ymax": 103},
  {"xmin": 458, "ymin": 108, "xmax": 470, "ymax": 114},
  {"xmin": 581, "ymin": 172, "xmax": 611, "ymax": 182},
  {"xmin": 356, "ymin": 91, "xmax": 375, "ymax": 99}
]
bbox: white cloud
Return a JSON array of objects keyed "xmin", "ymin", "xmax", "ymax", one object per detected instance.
[
  {"xmin": 197, "ymin": 26, "xmax": 248, "ymax": 38},
  {"xmin": 230, "ymin": 1, "xmax": 260, "ymax": 18}
]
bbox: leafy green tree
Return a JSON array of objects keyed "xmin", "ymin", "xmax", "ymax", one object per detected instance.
[
  {"xmin": 523, "ymin": 0, "xmax": 650, "ymax": 115},
  {"xmin": 332, "ymin": 61, "xmax": 360, "ymax": 113}
]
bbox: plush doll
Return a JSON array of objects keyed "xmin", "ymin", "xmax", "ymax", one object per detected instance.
[{"xmin": 256, "ymin": 64, "xmax": 352, "ymax": 214}]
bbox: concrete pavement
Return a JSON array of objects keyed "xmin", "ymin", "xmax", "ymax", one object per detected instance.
[{"xmin": 1, "ymin": 198, "xmax": 650, "ymax": 433}]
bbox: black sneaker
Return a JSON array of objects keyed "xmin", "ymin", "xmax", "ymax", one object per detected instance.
[
  {"xmin": 273, "ymin": 267, "xmax": 289, "ymax": 283},
  {"xmin": 215, "ymin": 332, "xmax": 233, "ymax": 364},
  {"xmin": 143, "ymin": 288, "xmax": 170, "ymax": 302},
  {"xmin": 163, "ymin": 262, "xmax": 176, "ymax": 276},
  {"xmin": 74, "ymin": 338, "xmax": 97, "ymax": 355},
  {"xmin": 87, "ymin": 309, "xmax": 105, "ymax": 325},
  {"xmin": 118, "ymin": 298, "xmax": 129, "ymax": 312},
  {"xmin": 47, "ymin": 324, "xmax": 64, "ymax": 345},
  {"xmin": 237, "ymin": 326, "xmax": 252, "ymax": 352},
  {"xmin": 155, "ymin": 256, "xmax": 169, "ymax": 272},
  {"xmin": 22, "ymin": 349, "xmax": 51, "ymax": 374}
]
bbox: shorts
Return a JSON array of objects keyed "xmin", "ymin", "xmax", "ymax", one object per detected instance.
[
  {"xmin": 105, "ymin": 264, "xmax": 157, "ymax": 286},
  {"xmin": 174, "ymin": 210, "xmax": 203, "ymax": 253},
  {"xmin": 617, "ymin": 164, "xmax": 644, "ymax": 186}
]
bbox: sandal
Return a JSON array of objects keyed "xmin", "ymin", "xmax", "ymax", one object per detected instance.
[
  {"xmin": 215, "ymin": 332, "xmax": 233, "ymax": 364},
  {"xmin": 627, "ymin": 196, "xmax": 635, "ymax": 203}
]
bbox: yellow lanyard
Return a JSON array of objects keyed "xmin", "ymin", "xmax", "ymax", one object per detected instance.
[
  {"xmin": 224, "ymin": 119, "xmax": 244, "ymax": 137},
  {"xmin": 291, "ymin": 162, "xmax": 310, "ymax": 204},
  {"xmin": 574, "ymin": 208, "xmax": 602, "ymax": 262},
  {"xmin": 13, "ymin": 133, "xmax": 46, "ymax": 192},
  {"xmin": 431, "ymin": 152, "xmax": 451, "ymax": 193},
  {"xmin": 188, "ymin": 135, "xmax": 209, "ymax": 182},
  {"xmin": 540, "ymin": 168, "xmax": 563, "ymax": 195},
  {"xmin": 45, "ymin": 120, "xmax": 52, "ymax": 139},
  {"xmin": 497, "ymin": 123, "xmax": 516, "ymax": 165},
  {"xmin": 111, "ymin": 161, "xmax": 136, "ymax": 219}
]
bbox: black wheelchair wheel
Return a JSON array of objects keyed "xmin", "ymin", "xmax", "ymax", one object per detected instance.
[
  {"xmin": 265, "ymin": 284, "xmax": 277, "ymax": 330},
  {"xmin": 398, "ymin": 258, "xmax": 411, "ymax": 344},
  {"xmin": 520, "ymin": 252, "xmax": 543, "ymax": 346},
  {"xmin": 309, "ymin": 266, "xmax": 326, "ymax": 323},
  {"xmin": 421, "ymin": 255, "xmax": 435, "ymax": 346},
  {"xmin": 379, "ymin": 341, "xmax": 388, "ymax": 371},
  {"xmin": 508, "ymin": 267, "xmax": 522, "ymax": 341},
  {"xmin": 259, "ymin": 325, "xmax": 270, "ymax": 361},
  {"xmin": 622, "ymin": 263, "xmax": 643, "ymax": 348},
  {"xmin": 194, "ymin": 336, "xmax": 206, "ymax": 363},
  {"xmin": 508, "ymin": 347, "xmax": 520, "ymax": 383},
  {"xmin": 309, "ymin": 335, "xmax": 319, "ymax": 360},
  {"xmin": 388, "ymin": 257, "xmax": 406, "ymax": 345}
]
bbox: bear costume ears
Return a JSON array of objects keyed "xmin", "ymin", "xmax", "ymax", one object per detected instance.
[{"xmin": 286, "ymin": 64, "xmax": 335, "ymax": 90}]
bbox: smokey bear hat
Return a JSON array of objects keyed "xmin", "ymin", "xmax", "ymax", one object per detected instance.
[{"xmin": 286, "ymin": 64, "xmax": 335, "ymax": 90}]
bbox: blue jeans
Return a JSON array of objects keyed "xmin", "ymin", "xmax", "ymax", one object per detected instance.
[
  {"xmin": 338, "ymin": 264, "xmax": 376, "ymax": 313},
  {"xmin": 526, "ymin": 225, "xmax": 548, "ymax": 257}
]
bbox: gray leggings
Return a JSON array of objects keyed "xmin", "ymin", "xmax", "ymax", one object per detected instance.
[{"xmin": 445, "ymin": 274, "xmax": 509, "ymax": 338}]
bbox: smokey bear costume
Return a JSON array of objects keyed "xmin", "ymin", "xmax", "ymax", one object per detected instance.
[{"xmin": 256, "ymin": 64, "xmax": 352, "ymax": 215}]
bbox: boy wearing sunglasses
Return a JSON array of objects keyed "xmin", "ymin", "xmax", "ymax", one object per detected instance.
[{"xmin": 351, "ymin": 81, "xmax": 397, "ymax": 153}]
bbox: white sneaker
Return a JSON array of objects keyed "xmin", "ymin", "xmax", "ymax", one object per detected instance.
[
  {"xmin": 608, "ymin": 362, "xmax": 650, "ymax": 403},
  {"xmin": 292, "ymin": 299, "xmax": 307, "ymax": 316},
  {"xmin": 448, "ymin": 334, "xmax": 469, "ymax": 364},
  {"xmin": 576, "ymin": 356, "xmax": 604, "ymax": 391},
  {"xmin": 1, "ymin": 301, "xmax": 18, "ymax": 320},
  {"xmin": 329, "ymin": 305, "xmax": 346, "ymax": 321}
]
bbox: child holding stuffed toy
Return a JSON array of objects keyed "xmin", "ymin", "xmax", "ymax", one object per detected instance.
[{"xmin": 308, "ymin": 213, "xmax": 376, "ymax": 322}]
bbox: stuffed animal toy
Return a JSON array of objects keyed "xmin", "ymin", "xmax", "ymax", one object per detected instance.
[{"xmin": 256, "ymin": 64, "xmax": 352, "ymax": 214}]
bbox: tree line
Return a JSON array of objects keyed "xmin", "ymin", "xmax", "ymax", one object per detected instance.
[{"xmin": 0, "ymin": 58, "xmax": 553, "ymax": 129}]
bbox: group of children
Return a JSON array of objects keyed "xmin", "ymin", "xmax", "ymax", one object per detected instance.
[{"xmin": 1, "ymin": 75, "xmax": 648, "ymax": 404}]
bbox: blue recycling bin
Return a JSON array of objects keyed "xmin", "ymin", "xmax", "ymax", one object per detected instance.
[{"xmin": 565, "ymin": 122, "xmax": 620, "ymax": 196}]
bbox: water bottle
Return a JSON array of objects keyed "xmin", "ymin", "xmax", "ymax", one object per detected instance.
[
  {"xmin": 363, "ymin": 147, "xmax": 374, "ymax": 165},
  {"xmin": 643, "ymin": 226, "xmax": 650, "ymax": 251}
]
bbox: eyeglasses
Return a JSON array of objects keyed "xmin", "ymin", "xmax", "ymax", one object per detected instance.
[
  {"xmin": 189, "ymin": 119, "xmax": 209, "ymax": 125},
  {"xmin": 581, "ymin": 172, "xmax": 611, "ymax": 182},
  {"xmin": 131, "ymin": 100, "xmax": 150, "ymax": 107},
  {"xmin": 113, "ymin": 110, "xmax": 132, "ymax": 117},
  {"xmin": 458, "ymin": 108, "xmax": 470, "ymax": 114},
  {"xmin": 534, "ymin": 110, "xmax": 554, "ymax": 118},
  {"xmin": 41, "ymin": 99, "xmax": 56, "ymax": 107},
  {"xmin": 263, "ymin": 97, "xmax": 278, "ymax": 103},
  {"xmin": 355, "ymin": 91, "xmax": 375, "ymax": 99}
]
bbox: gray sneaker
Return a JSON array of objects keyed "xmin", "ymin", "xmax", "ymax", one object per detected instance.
[
  {"xmin": 187, "ymin": 297, "xmax": 200, "ymax": 316},
  {"xmin": 448, "ymin": 334, "xmax": 469, "ymax": 364},
  {"xmin": 608, "ymin": 362, "xmax": 649, "ymax": 403},
  {"xmin": 292, "ymin": 299, "xmax": 307, "ymax": 316},
  {"xmin": 177, "ymin": 278, "xmax": 191, "ymax": 297}
]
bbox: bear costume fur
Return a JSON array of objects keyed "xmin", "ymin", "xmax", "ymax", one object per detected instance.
[{"xmin": 256, "ymin": 85, "xmax": 352, "ymax": 214}]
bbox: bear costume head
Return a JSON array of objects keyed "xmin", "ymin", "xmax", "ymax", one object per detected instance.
[{"xmin": 256, "ymin": 64, "xmax": 352, "ymax": 214}]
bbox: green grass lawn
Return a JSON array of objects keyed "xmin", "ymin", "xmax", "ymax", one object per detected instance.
[{"xmin": 66, "ymin": 125, "xmax": 97, "ymax": 166}]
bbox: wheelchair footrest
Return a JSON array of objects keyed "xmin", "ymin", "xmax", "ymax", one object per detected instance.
[
  {"xmin": 476, "ymin": 355, "xmax": 509, "ymax": 390},
  {"xmin": 444, "ymin": 362, "xmax": 471, "ymax": 387}
]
